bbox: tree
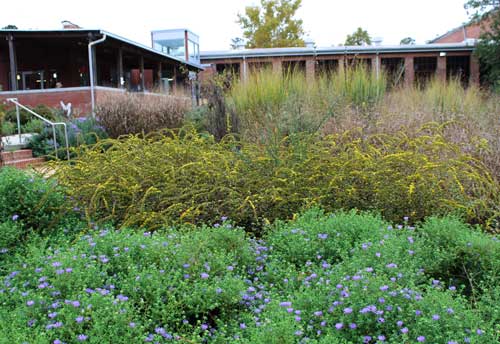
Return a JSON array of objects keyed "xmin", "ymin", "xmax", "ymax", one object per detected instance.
[
  {"xmin": 465, "ymin": 0, "xmax": 500, "ymax": 89},
  {"xmin": 230, "ymin": 37, "xmax": 245, "ymax": 50},
  {"xmin": 237, "ymin": 0, "xmax": 305, "ymax": 48},
  {"xmin": 2, "ymin": 25, "xmax": 18, "ymax": 29},
  {"xmin": 345, "ymin": 27, "xmax": 372, "ymax": 46},
  {"xmin": 400, "ymin": 37, "xmax": 416, "ymax": 45}
]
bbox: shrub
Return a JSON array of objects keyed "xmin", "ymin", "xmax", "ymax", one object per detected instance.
[
  {"xmin": 0, "ymin": 224, "xmax": 257, "ymax": 343},
  {"xmin": 1, "ymin": 211, "xmax": 497, "ymax": 343},
  {"xmin": 96, "ymin": 92, "xmax": 191, "ymax": 138},
  {"xmin": 54, "ymin": 126, "xmax": 500, "ymax": 232},
  {"xmin": 0, "ymin": 167, "xmax": 65, "ymax": 231},
  {"xmin": 4, "ymin": 104, "xmax": 56, "ymax": 125},
  {"xmin": 28, "ymin": 116, "xmax": 107, "ymax": 158}
]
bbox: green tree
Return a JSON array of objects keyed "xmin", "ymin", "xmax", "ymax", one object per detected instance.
[
  {"xmin": 230, "ymin": 37, "xmax": 245, "ymax": 50},
  {"xmin": 237, "ymin": 0, "xmax": 305, "ymax": 48},
  {"xmin": 400, "ymin": 37, "xmax": 416, "ymax": 45},
  {"xmin": 465, "ymin": 0, "xmax": 500, "ymax": 89},
  {"xmin": 345, "ymin": 27, "xmax": 372, "ymax": 46},
  {"xmin": 2, "ymin": 25, "xmax": 18, "ymax": 29}
]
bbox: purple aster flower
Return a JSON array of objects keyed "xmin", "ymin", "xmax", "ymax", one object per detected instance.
[
  {"xmin": 407, "ymin": 236, "xmax": 414, "ymax": 244},
  {"xmin": 77, "ymin": 334, "xmax": 88, "ymax": 341},
  {"xmin": 447, "ymin": 308, "xmax": 454, "ymax": 314},
  {"xmin": 335, "ymin": 323, "xmax": 343, "ymax": 330},
  {"xmin": 349, "ymin": 323, "xmax": 357, "ymax": 329},
  {"xmin": 52, "ymin": 262, "xmax": 62, "ymax": 267},
  {"xmin": 200, "ymin": 272, "xmax": 209, "ymax": 279},
  {"xmin": 201, "ymin": 324, "xmax": 209, "ymax": 331},
  {"xmin": 12, "ymin": 214, "xmax": 19, "ymax": 221},
  {"xmin": 432, "ymin": 314, "xmax": 440, "ymax": 321},
  {"xmin": 363, "ymin": 336, "xmax": 372, "ymax": 343},
  {"xmin": 72, "ymin": 301, "xmax": 80, "ymax": 308},
  {"xmin": 448, "ymin": 342, "xmax": 458, "ymax": 344},
  {"xmin": 476, "ymin": 329, "xmax": 483, "ymax": 335},
  {"xmin": 449, "ymin": 286, "xmax": 456, "ymax": 291},
  {"xmin": 129, "ymin": 322, "xmax": 136, "ymax": 328},
  {"xmin": 318, "ymin": 233, "xmax": 328, "ymax": 240},
  {"xmin": 415, "ymin": 310, "xmax": 422, "ymax": 316},
  {"xmin": 386, "ymin": 263, "xmax": 397, "ymax": 268},
  {"xmin": 53, "ymin": 340, "xmax": 62, "ymax": 344},
  {"xmin": 397, "ymin": 320, "xmax": 403, "ymax": 327},
  {"xmin": 401, "ymin": 327, "xmax": 409, "ymax": 334},
  {"xmin": 75, "ymin": 316, "xmax": 84, "ymax": 323},
  {"xmin": 286, "ymin": 307, "xmax": 294, "ymax": 313},
  {"xmin": 417, "ymin": 336, "xmax": 426, "ymax": 342},
  {"xmin": 314, "ymin": 311, "xmax": 323, "ymax": 317},
  {"xmin": 48, "ymin": 312, "xmax": 57, "ymax": 319},
  {"xmin": 343, "ymin": 307, "xmax": 353, "ymax": 314},
  {"xmin": 227, "ymin": 265, "xmax": 234, "ymax": 271},
  {"xmin": 26, "ymin": 300, "xmax": 35, "ymax": 306},
  {"xmin": 295, "ymin": 330, "xmax": 303, "ymax": 336},
  {"xmin": 295, "ymin": 316, "xmax": 301, "ymax": 322},
  {"xmin": 240, "ymin": 323, "xmax": 246, "ymax": 329},
  {"xmin": 279, "ymin": 301, "xmax": 292, "ymax": 307},
  {"xmin": 380, "ymin": 285, "xmax": 389, "ymax": 291},
  {"xmin": 378, "ymin": 335, "xmax": 386, "ymax": 341}
]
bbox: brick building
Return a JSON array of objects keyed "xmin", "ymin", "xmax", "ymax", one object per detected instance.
[
  {"xmin": 0, "ymin": 29, "xmax": 202, "ymax": 115},
  {"xmin": 200, "ymin": 42, "xmax": 479, "ymax": 87}
]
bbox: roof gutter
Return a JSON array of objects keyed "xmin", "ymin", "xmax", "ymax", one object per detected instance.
[{"xmin": 88, "ymin": 34, "xmax": 107, "ymax": 117}]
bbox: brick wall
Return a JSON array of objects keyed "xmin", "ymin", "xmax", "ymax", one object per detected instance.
[{"xmin": 0, "ymin": 88, "xmax": 92, "ymax": 115}]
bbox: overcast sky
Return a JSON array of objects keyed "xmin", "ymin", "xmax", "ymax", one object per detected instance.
[{"xmin": 0, "ymin": 0, "xmax": 471, "ymax": 51}]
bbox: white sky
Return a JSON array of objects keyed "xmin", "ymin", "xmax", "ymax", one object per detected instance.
[{"xmin": 0, "ymin": 0, "xmax": 471, "ymax": 51}]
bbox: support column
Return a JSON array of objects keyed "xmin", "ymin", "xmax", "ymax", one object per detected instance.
[
  {"xmin": 241, "ymin": 58, "xmax": 248, "ymax": 83},
  {"xmin": 306, "ymin": 58, "xmax": 316, "ymax": 83},
  {"xmin": 372, "ymin": 55, "xmax": 380, "ymax": 79},
  {"xmin": 91, "ymin": 45, "xmax": 98, "ymax": 87},
  {"xmin": 437, "ymin": 55, "xmax": 447, "ymax": 82},
  {"xmin": 157, "ymin": 61, "xmax": 162, "ymax": 92},
  {"xmin": 470, "ymin": 54, "xmax": 480, "ymax": 86},
  {"xmin": 272, "ymin": 59, "xmax": 282, "ymax": 75},
  {"xmin": 117, "ymin": 47, "xmax": 123, "ymax": 89},
  {"xmin": 139, "ymin": 55, "xmax": 145, "ymax": 91},
  {"xmin": 7, "ymin": 34, "xmax": 17, "ymax": 91},
  {"xmin": 338, "ymin": 58, "xmax": 345, "ymax": 74},
  {"xmin": 404, "ymin": 56, "xmax": 414, "ymax": 87}
]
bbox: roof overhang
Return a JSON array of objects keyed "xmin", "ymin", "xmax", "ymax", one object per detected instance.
[
  {"xmin": 0, "ymin": 29, "xmax": 204, "ymax": 71},
  {"xmin": 200, "ymin": 42, "xmax": 476, "ymax": 60}
]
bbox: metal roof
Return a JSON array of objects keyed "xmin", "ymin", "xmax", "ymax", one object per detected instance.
[
  {"xmin": 0, "ymin": 29, "xmax": 204, "ymax": 70},
  {"xmin": 200, "ymin": 42, "xmax": 476, "ymax": 60}
]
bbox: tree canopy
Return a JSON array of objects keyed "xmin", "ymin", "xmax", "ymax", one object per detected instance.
[
  {"xmin": 400, "ymin": 37, "xmax": 416, "ymax": 45},
  {"xmin": 1, "ymin": 25, "xmax": 18, "ymax": 30},
  {"xmin": 237, "ymin": 0, "xmax": 305, "ymax": 48},
  {"xmin": 465, "ymin": 0, "xmax": 500, "ymax": 90},
  {"xmin": 345, "ymin": 27, "xmax": 372, "ymax": 46}
]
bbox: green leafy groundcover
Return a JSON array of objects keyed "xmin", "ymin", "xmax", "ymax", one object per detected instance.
[{"xmin": 1, "ymin": 209, "xmax": 498, "ymax": 343}]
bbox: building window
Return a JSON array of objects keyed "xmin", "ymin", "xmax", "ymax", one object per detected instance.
[
  {"xmin": 381, "ymin": 58, "xmax": 405, "ymax": 87},
  {"xmin": 414, "ymin": 57, "xmax": 437, "ymax": 86},
  {"xmin": 282, "ymin": 60, "xmax": 306, "ymax": 76},
  {"xmin": 316, "ymin": 59, "xmax": 339, "ymax": 76},
  {"xmin": 446, "ymin": 56, "xmax": 470, "ymax": 86}
]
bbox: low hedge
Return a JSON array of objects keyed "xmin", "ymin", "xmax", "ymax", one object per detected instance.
[{"xmin": 54, "ymin": 125, "xmax": 500, "ymax": 232}]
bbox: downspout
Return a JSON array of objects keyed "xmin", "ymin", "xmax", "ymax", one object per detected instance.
[{"xmin": 88, "ymin": 34, "xmax": 107, "ymax": 117}]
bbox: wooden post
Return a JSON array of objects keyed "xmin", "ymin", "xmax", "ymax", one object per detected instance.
[
  {"xmin": 139, "ymin": 55, "xmax": 145, "ymax": 91},
  {"xmin": 117, "ymin": 47, "xmax": 123, "ymax": 89},
  {"xmin": 7, "ymin": 34, "xmax": 17, "ymax": 91}
]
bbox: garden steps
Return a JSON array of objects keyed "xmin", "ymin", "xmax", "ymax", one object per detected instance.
[{"xmin": 1, "ymin": 149, "xmax": 45, "ymax": 169}]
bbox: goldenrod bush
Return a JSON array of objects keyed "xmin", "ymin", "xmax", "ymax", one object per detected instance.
[
  {"xmin": 54, "ymin": 126, "xmax": 500, "ymax": 232},
  {"xmin": 96, "ymin": 92, "xmax": 191, "ymax": 138}
]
